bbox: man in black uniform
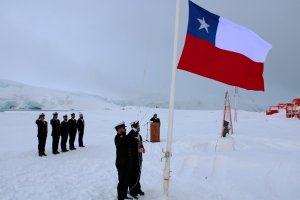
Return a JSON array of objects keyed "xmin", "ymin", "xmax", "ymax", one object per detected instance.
[
  {"xmin": 60, "ymin": 114, "xmax": 69, "ymax": 152},
  {"xmin": 77, "ymin": 113, "xmax": 85, "ymax": 147},
  {"xmin": 51, "ymin": 112, "xmax": 60, "ymax": 154},
  {"xmin": 150, "ymin": 113, "xmax": 160, "ymax": 123},
  {"xmin": 127, "ymin": 121, "xmax": 145, "ymax": 198},
  {"xmin": 68, "ymin": 113, "xmax": 77, "ymax": 150},
  {"xmin": 114, "ymin": 122, "xmax": 132, "ymax": 200},
  {"xmin": 36, "ymin": 113, "xmax": 48, "ymax": 157}
]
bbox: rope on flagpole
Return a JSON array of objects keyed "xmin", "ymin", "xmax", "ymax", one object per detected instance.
[{"xmin": 136, "ymin": 65, "xmax": 149, "ymax": 120}]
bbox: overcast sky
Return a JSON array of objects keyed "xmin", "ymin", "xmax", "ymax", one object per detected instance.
[{"xmin": 0, "ymin": 0, "xmax": 299, "ymax": 109}]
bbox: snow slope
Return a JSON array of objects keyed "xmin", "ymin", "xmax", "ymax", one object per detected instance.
[
  {"xmin": 0, "ymin": 108, "xmax": 299, "ymax": 200},
  {"xmin": 0, "ymin": 79, "xmax": 117, "ymax": 111},
  {"xmin": 0, "ymin": 79, "xmax": 267, "ymax": 111}
]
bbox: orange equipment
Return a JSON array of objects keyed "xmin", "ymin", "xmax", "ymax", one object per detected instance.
[
  {"xmin": 266, "ymin": 106, "xmax": 279, "ymax": 115},
  {"xmin": 266, "ymin": 98, "xmax": 300, "ymax": 119}
]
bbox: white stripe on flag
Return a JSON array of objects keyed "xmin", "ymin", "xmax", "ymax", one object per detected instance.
[{"xmin": 216, "ymin": 17, "xmax": 272, "ymax": 63}]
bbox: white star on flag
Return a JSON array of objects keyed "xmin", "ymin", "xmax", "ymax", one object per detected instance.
[{"xmin": 197, "ymin": 17, "xmax": 210, "ymax": 33}]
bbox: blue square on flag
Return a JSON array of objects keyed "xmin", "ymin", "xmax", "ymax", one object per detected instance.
[{"xmin": 187, "ymin": 1, "xmax": 219, "ymax": 45}]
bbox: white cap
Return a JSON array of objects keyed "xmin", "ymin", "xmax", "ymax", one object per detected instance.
[
  {"xmin": 114, "ymin": 121, "xmax": 126, "ymax": 129},
  {"xmin": 130, "ymin": 120, "xmax": 139, "ymax": 126}
]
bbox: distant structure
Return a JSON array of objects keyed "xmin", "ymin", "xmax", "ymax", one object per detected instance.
[
  {"xmin": 221, "ymin": 91, "xmax": 233, "ymax": 137},
  {"xmin": 266, "ymin": 98, "xmax": 300, "ymax": 119}
]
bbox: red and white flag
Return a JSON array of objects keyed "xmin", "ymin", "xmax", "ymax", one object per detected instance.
[{"xmin": 178, "ymin": 1, "xmax": 272, "ymax": 91}]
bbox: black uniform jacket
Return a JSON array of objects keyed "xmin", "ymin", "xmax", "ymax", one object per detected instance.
[
  {"xmin": 60, "ymin": 120, "xmax": 69, "ymax": 134},
  {"xmin": 68, "ymin": 118, "xmax": 77, "ymax": 132},
  {"xmin": 36, "ymin": 120, "xmax": 48, "ymax": 138},
  {"xmin": 115, "ymin": 133, "xmax": 131, "ymax": 167},
  {"xmin": 50, "ymin": 119, "xmax": 60, "ymax": 136},
  {"xmin": 127, "ymin": 129, "xmax": 144, "ymax": 161},
  {"xmin": 77, "ymin": 118, "xmax": 85, "ymax": 132},
  {"xmin": 150, "ymin": 117, "xmax": 160, "ymax": 123}
]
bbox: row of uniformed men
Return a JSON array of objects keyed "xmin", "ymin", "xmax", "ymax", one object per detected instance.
[{"xmin": 35, "ymin": 112, "xmax": 85, "ymax": 157}]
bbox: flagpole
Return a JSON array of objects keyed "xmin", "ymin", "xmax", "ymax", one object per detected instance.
[{"xmin": 163, "ymin": 0, "xmax": 180, "ymax": 198}]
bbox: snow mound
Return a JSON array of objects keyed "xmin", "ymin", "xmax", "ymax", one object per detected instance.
[{"xmin": 215, "ymin": 136, "xmax": 235, "ymax": 152}]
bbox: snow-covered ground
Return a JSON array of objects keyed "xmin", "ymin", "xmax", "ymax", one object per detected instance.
[{"xmin": 0, "ymin": 105, "xmax": 299, "ymax": 200}]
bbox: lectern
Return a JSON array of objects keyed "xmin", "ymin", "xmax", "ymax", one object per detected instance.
[{"xmin": 150, "ymin": 122, "xmax": 160, "ymax": 142}]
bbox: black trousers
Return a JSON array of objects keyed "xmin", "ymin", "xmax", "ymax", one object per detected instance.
[
  {"xmin": 116, "ymin": 165, "xmax": 130, "ymax": 200},
  {"xmin": 52, "ymin": 134, "xmax": 60, "ymax": 153},
  {"xmin": 38, "ymin": 136, "xmax": 47, "ymax": 155},
  {"xmin": 78, "ymin": 129, "xmax": 84, "ymax": 146},
  {"xmin": 129, "ymin": 157, "xmax": 142, "ymax": 196},
  {"xmin": 69, "ymin": 130, "xmax": 77, "ymax": 149},
  {"xmin": 61, "ymin": 132, "xmax": 68, "ymax": 151}
]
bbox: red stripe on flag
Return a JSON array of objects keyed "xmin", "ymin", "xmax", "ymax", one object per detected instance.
[{"xmin": 177, "ymin": 34, "xmax": 265, "ymax": 91}]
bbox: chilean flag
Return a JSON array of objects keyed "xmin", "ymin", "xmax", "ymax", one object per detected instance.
[{"xmin": 178, "ymin": 1, "xmax": 272, "ymax": 91}]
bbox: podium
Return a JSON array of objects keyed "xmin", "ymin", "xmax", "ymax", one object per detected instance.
[{"xmin": 150, "ymin": 122, "xmax": 160, "ymax": 142}]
